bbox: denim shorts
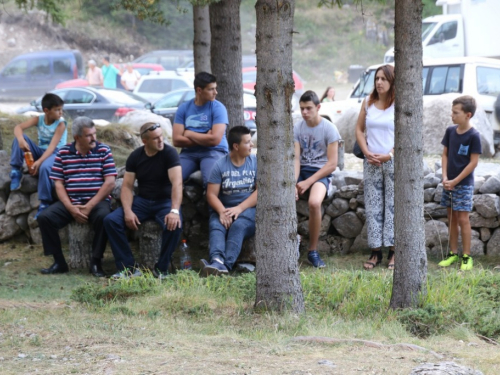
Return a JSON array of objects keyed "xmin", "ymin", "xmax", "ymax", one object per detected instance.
[
  {"xmin": 440, "ymin": 184, "xmax": 474, "ymax": 212},
  {"xmin": 298, "ymin": 166, "xmax": 332, "ymax": 191}
]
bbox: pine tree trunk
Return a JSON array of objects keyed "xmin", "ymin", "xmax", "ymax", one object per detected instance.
[
  {"xmin": 254, "ymin": 0, "xmax": 304, "ymax": 313},
  {"xmin": 193, "ymin": 5, "xmax": 211, "ymax": 74},
  {"xmin": 209, "ymin": 0, "xmax": 244, "ymax": 131},
  {"xmin": 390, "ymin": 0, "xmax": 428, "ymax": 309},
  {"xmin": 68, "ymin": 222, "xmax": 93, "ymax": 269}
]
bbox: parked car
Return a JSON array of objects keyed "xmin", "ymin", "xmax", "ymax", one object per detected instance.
[
  {"xmin": 242, "ymin": 67, "xmax": 305, "ymax": 94},
  {"xmin": 16, "ymin": 87, "xmax": 149, "ymax": 122},
  {"xmin": 133, "ymin": 71, "xmax": 193, "ymax": 103},
  {"xmin": 149, "ymin": 88, "xmax": 257, "ymax": 134},
  {"xmin": 132, "ymin": 50, "xmax": 193, "ymax": 70},
  {"xmin": 0, "ymin": 50, "xmax": 84, "ymax": 100},
  {"xmin": 55, "ymin": 63, "xmax": 164, "ymax": 89},
  {"xmin": 176, "ymin": 54, "xmax": 257, "ymax": 77}
]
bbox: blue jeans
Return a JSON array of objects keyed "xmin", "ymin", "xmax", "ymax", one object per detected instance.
[
  {"xmin": 209, "ymin": 207, "xmax": 256, "ymax": 270},
  {"xmin": 180, "ymin": 149, "xmax": 227, "ymax": 187},
  {"xmin": 104, "ymin": 196, "xmax": 182, "ymax": 272},
  {"xmin": 11, "ymin": 135, "xmax": 57, "ymax": 202}
]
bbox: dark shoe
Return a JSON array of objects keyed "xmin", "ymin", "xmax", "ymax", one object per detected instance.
[
  {"xmin": 152, "ymin": 263, "xmax": 169, "ymax": 280},
  {"xmin": 387, "ymin": 250, "xmax": 395, "ymax": 270},
  {"xmin": 41, "ymin": 262, "xmax": 69, "ymax": 275},
  {"xmin": 204, "ymin": 260, "xmax": 229, "ymax": 276},
  {"xmin": 90, "ymin": 262, "xmax": 106, "ymax": 278},
  {"xmin": 307, "ymin": 250, "xmax": 326, "ymax": 268},
  {"xmin": 363, "ymin": 250, "xmax": 382, "ymax": 270}
]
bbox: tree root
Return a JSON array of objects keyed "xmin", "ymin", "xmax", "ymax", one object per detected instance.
[{"xmin": 292, "ymin": 336, "xmax": 444, "ymax": 359}]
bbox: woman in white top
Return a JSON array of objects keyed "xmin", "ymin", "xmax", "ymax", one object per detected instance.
[
  {"xmin": 355, "ymin": 64, "xmax": 395, "ymax": 270},
  {"xmin": 120, "ymin": 63, "xmax": 141, "ymax": 91}
]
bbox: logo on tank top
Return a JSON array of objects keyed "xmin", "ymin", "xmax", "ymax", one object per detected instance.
[{"xmin": 458, "ymin": 144, "xmax": 469, "ymax": 156}]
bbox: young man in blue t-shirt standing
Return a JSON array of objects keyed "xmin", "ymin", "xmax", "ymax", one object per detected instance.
[
  {"xmin": 173, "ymin": 72, "xmax": 229, "ymax": 187},
  {"xmin": 439, "ymin": 95, "xmax": 482, "ymax": 270},
  {"xmin": 201, "ymin": 126, "xmax": 257, "ymax": 276}
]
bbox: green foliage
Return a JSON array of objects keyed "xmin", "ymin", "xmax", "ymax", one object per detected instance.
[
  {"xmin": 14, "ymin": 0, "xmax": 67, "ymax": 25},
  {"xmin": 422, "ymin": 0, "xmax": 441, "ymax": 18}
]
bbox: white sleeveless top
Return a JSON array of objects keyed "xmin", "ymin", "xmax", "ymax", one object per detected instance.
[{"xmin": 366, "ymin": 102, "xmax": 394, "ymax": 154}]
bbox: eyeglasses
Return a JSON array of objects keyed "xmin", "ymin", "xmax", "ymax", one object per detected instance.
[{"xmin": 140, "ymin": 123, "xmax": 161, "ymax": 136}]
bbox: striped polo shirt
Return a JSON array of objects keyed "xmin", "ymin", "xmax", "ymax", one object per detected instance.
[{"xmin": 50, "ymin": 141, "xmax": 117, "ymax": 205}]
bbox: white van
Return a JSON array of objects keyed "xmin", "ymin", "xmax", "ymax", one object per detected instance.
[
  {"xmin": 319, "ymin": 57, "xmax": 500, "ymax": 140},
  {"xmin": 132, "ymin": 71, "xmax": 193, "ymax": 103}
]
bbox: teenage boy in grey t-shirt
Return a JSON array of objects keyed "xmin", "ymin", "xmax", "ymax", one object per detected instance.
[
  {"xmin": 294, "ymin": 90, "xmax": 340, "ymax": 268},
  {"xmin": 201, "ymin": 126, "xmax": 257, "ymax": 276}
]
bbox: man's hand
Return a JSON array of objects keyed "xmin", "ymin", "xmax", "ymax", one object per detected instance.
[
  {"xmin": 29, "ymin": 159, "xmax": 41, "ymax": 176},
  {"xmin": 219, "ymin": 213, "xmax": 233, "ymax": 229},
  {"xmin": 296, "ymin": 179, "xmax": 313, "ymax": 196},
  {"xmin": 443, "ymin": 178, "xmax": 457, "ymax": 191},
  {"xmin": 164, "ymin": 212, "xmax": 181, "ymax": 231},
  {"xmin": 69, "ymin": 205, "xmax": 88, "ymax": 224},
  {"xmin": 19, "ymin": 139, "xmax": 30, "ymax": 152},
  {"xmin": 224, "ymin": 206, "xmax": 243, "ymax": 221},
  {"xmin": 124, "ymin": 211, "xmax": 141, "ymax": 231},
  {"xmin": 78, "ymin": 204, "xmax": 93, "ymax": 219}
]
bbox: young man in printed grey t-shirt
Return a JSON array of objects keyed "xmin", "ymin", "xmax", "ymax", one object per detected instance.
[
  {"xmin": 201, "ymin": 126, "xmax": 257, "ymax": 276},
  {"xmin": 294, "ymin": 90, "xmax": 340, "ymax": 268}
]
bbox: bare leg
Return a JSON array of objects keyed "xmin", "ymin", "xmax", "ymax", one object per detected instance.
[
  {"xmin": 307, "ymin": 182, "xmax": 327, "ymax": 251},
  {"xmin": 448, "ymin": 208, "xmax": 459, "ymax": 253},
  {"xmin": 457, "ymin": 211, "xmax": 471, "ymax": 256}
]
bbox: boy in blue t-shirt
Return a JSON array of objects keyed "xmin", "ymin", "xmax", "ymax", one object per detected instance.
[
  {"xmin": 439, "ymin": 95, "xmax": 482, "ymax": 270},
  {"xmin": 173, "ymin": 71, "xmax": 229, "ymax": 188},
  {"xmin": 200, "ymin": 126, "xmax": 257, "ymax": 276},
  {"xmin": 10, "ymin": 93, "xmax": 68, "ymax": 217}
]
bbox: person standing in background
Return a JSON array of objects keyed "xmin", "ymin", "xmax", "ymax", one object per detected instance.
[
  {"xmin": 86, "ymin": 60, "xmax": 103, "ymax": 86},
  {"xmin": 120, "ymin": 63, "xmax": 141, "ymax": 91},
  {"xmin": 101, "ymin": 56, "xmax": 121, "ymax": 89}
]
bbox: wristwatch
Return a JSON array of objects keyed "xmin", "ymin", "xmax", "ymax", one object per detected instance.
[
  {"xmin": 389, "ymin": 152, "xmax": 394, "ymax": 160},
  {"xmin": 170, "ymin": 209, "xmax": 180, "ymax": 215}
]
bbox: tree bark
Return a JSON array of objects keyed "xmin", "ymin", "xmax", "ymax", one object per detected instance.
[
  {"xmin": 193, "ymin": 5, "xmax": 211, "ymax": 74},
  {"xmin": 254, "ymin": 0, "xmax": 304, "ymax": 313},
  {"xmin": 209, "ymin": 0, "xmax": 244, "ymax": 131},
  {"xmin": 138, "ymin": 220, "xmax": 162, "ymax": 268},
  {"xmin": 68, "ymin": 222, "xmax": 94, "ymax": 269},
  {"xmin": 390, "ymin": 0, "xmax": 427, "ymax": 309}
]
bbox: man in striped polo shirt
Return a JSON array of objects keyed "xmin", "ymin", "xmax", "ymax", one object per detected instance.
[{"xmin": 38, "ymin": 117, "xmax": 117, "ymax": 276}]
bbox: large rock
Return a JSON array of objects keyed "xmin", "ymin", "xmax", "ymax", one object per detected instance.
[
  {"xmin": 425, "ymin": 220, "xmax": 449, "ymax": 257},
  {"xmin": 410, "ymin": 361, "xmax": 483, "ymax": 375},
  {"xmin": 351, "ymin": 223, "xmax": 368, "ymax": 252},
  {"xmin": 0, "ymin": 191, "xmax": 6, "ymax": 214},
  {"xmin": 29, "ymin": 192, "xmax": 39, "ymax": 209},
  {"xmin": 325, "ymin": 198, "xmax": 349, "ymax": 218},
  {"xmin": 478, "ymin": 175, "xmax": 500, "ymax": 194},
  {"xmin": 424, "ymin": 203, "xmax": 448, "ymax": 219},
  {"xmin": 320, "ymin": 214, "xmax": 332, "ymax": 238},
  {"xmin": 19, "ymin": 175, "xmax": 38, "ymax": 194},
  {"xmin": 332, "ymin": 211, "xmax": 363, "ymax": 238},
  {"xmin": 423, "ymin": 173, "xmax": 440, "ymax": 188},
  {"xmin": 0, "ymin": 214, "xmax": 21, "ymax": 241},
  {"xmin": 469, "ymin": 211, "xmax": 499, "ymax": 228},
  {"xmin": 119, "ymin": 110, "xmax": 173, "ymax": 144},
  {"xmin": 5, "ymin": 191, "xmax": 31, "ymax": 216},
  {"xmin": 487, "ymin": 228, "xmax": 500, "ymax": 256},
  {"xmin": 423, "ymin": 95, "xmax": 494, "ymax": 157},
  {"xmin": 0, "ymin": 165, "xmax": 11, "ymax": 191},
  {"xmin": 424, "ymin": 188, "xmax": 435, "ymax": 202},
  {"xmin": 335, "ymin": 185, "xmax": 358, "ymax": 199},
  {"xmin": 473, "ymin": 194, "xmax": 500, "ymax": 218}
]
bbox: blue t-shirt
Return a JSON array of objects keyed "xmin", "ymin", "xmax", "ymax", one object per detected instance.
[
  {"xmin": 102, "ymin": 65, "xmax": 120, "ymax": 89},
  {"xmin": 441, "ymin": 125, "xmax": 482, "ymax": 186},
  {"xmin": 37, "ymin": 114, "xmax": 68, "ymax": 150},
  {"xmin": 174, "ymin": 98, "xmax": 229, "ymax": 153},
  {"xmin": 208, "ymin": 154, "xmax": 257, "ymax": 207}
]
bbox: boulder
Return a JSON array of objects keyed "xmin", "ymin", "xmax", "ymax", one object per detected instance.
[
  {"xmin": 423, "ymin": 162, "xmax": 432, "ymax": 177},
  {"xmin": 0, "ymin": 165, "xmax": 11, "ymax": 191},
  {"xmin": 320, "ymin": 214, "xmax": 332, "ymax": 238},
  {"xmin": 350, "ymin": 223, "xmax": 368, "ymax": 252},
  {"xmin": 423, "ymin": 95, "xmax": 494, "ymax": 157},
  {"xmin": 424, "ymin": 203, "xmax": 448, "ymax": 219},
  {"xmin": 410, "ymin": 361, "xmax": 483, "ymax": 375},
  {"xmin": 487, "ymin": 228, "xmax": 500, "ymax": 256},
  {"xmin": 475, "ymin": 163, "xmax": 500, "ymax": 178},
  {"xmin": 30, "ymin": 226, "xmax": 42, "ymax": 245},
  {"xmin": 29, "ymin": 192, "xmax": 39, "ymax": 209},
  {"xmin": 16, "ymin": 214, "xmax": 28, "ymax": 231},
  {"xmin": 355, "ymin": 207, "xmax": 366, "ymax": 223},
  {"xmin": 424, "ymin": 173, "xmax": 441, "ymax": 188},
  {"xmin": 335, "ymin": 185, "xmax": 358, "ymax": 199},
  {"xmin": 5, "ymin": 191, "xmax": 31, "ymax": 216},
  {"xmin": 480, "ymin": 227, "xmax": 491, "ymax": 242},
  {"xmin": 474, "ymin": 177, "xmax": 485, "ymax": 194},
  {"xmin": 433, "ymin": 184, "xmax": 443, "ymax": 203},
  {"xmin": 119, "ymin": 110, "xmax": 173, "ymax": 144},
  {"xmin": 0, "ymin": 214, "xmax": 21, "ymax": 241},
  {"xmin": 473, "ymin": 194, "xmax": 500, "ymax": 218},
  {"xmin": 424, "ymin": 188, "xmax": 435, "ymax": 202},
  {"xmin": 296, "ymin": 199, "xmax": 310, "ymax": 218},
  {"xmin": 19, "ymin": 175, "xmax": 38, "ymax": 194},
  {"xmin": 478, "ymin": 175, "xmax": 500, "ymax": 194},
  {"xmin": 326, "ymin": 235, "xmax": 353, "ymax": 255},
  {"xmin": 0, "ymin": 191, "xmax": 6, "ymax": 214},
  {"xmin": 332, "ymin": 211, "xmax": 363, "ymax": 238},
  {"xmin": 458, "ymin": 230, "xmax": 485, "ymax": 257},
  {"xmin": 187, "ymin": 171, "xmax": 203, "ymax": 186},
  {"xmin": 469, "ymin": 212, "xmax": 499, "ymax": 228},
  {"xmin": 297, "ymin": 220, "xmax": 310, "ymax": 237},
  {"xmin": 348, "ymin": 198, "xmax": 358, "ymax": 210},
  {"xmin": 325, "ymin": 198, "xmax": 349, "ymax": 219},
  {"xmin": 424, "ymin": 220, "xmax": 449, "ymax": 258},
  {"xmin": 184, "ymin": 185, "xmax": 203, "ymax": 203}
]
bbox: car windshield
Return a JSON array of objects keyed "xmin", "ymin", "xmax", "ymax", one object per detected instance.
[
  {"xmin": 422, "ymin": 22, "xmax": 437, "ymax": 41},
  {"xmin": 351, "ymin": 69, "xmax": 376, "ymax": 98},
  {"xmin": 98, "ymin": 89, "xmax": 149, "ymax": 104}
]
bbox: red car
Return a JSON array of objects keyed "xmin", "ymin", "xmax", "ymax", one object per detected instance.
[
  {"xmin": 242, "ymin": 67, "xmax": 304, "ymax": 93},
  {"xmin": 55, "ymin": 63, "xmax": 164, "ymax": 89}
]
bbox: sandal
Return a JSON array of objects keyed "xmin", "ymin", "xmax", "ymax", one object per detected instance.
[
  {"xmin": 387, "ymin": 250, "xmax": 395, "ymax": 270},
  {"xmin": 363, "ymin": 250, "xmax": 382, "ymax": 270}
]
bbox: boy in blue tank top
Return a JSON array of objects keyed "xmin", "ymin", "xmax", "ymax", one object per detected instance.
[
  {"xmin": 439, "ymin": 95, "xmax": 482, "ymax": 271},
  {"xmin": 10, "ymin": 93, "xmax": 68, "ymax": 218}
]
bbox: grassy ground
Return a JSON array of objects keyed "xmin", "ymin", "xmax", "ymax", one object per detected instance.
[{"xmin": 1, "ymin": 241, "xmax": 500, "ymax": 374}]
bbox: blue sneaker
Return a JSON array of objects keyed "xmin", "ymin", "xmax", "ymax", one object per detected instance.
[
  {"xmin": 34, "ymin": 202, "xmax": 51, "ymax": 220},
  {"xmin": 307, "ymin": 250, "xmax": 326, "ymax": 268},
  {"xmin": 10, "ymin": 169, "xmax": 22, "ymax": 191},
  {"xmin": 204, "ymin": 260, "xmax": 228, "ymax": 276}
]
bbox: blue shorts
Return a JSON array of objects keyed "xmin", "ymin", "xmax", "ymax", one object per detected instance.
[
  {"xmin": 298, "ymin": 166, "xmax": 332, "ymax": 191},
  {"xmin": 440, "ymin": 185, "xmax": 474, "ymax": 212}
]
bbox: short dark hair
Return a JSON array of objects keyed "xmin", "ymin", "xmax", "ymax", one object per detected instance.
[
  {"xmin": 453, "ymin": 95, "xmax": 476, "ymax": 117},
  {"xmin": 228, "ymin": 126, "xmax": 251, "ymax": 151},
  {"xmin": 194, "ymin": 72, "xmax": 217, "ymax": 90},
  {"xmin": 41, "ymin": 93, "xmax": 64, "ymax": 110},
  {"xmin": 299, "ymin": 90, "xmax": 320, "ymax": 106},
  {"xmin": 103, "ymin": 56, "xmax": 110, "ymax": 62}
]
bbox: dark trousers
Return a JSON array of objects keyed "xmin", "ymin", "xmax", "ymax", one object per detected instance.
[
  {"xmin": 103, "ymin": 196, "xmax": 182, "ymax": 273},
  {"xmin": 37, "ymin": 200, "xmax": 111, "ymax": 264}
]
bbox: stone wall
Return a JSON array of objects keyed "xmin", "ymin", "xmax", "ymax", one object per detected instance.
[{"xmin": 3, "ymin": 147, "xmax": 500, "ymax": 264}]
